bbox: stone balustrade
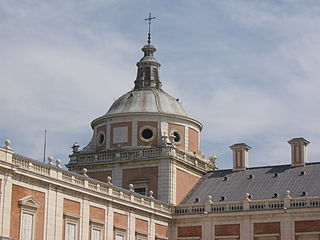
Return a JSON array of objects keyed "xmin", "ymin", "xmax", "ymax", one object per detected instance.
[
  {"xmin": 0, "ymin": 147, "xmax": 171, "ymax": 216},
  {"xmin": 174, "ymin": 197, "xmax": 320, "ymax": 215},
  {"xmin": 69, "ymin": 146, "xmax": 214, "ymax": 172}
]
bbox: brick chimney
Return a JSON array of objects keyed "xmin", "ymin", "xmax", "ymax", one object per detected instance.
[
  {"xmin": 230, "ymin": 143, "xmax": 251, "ymax": 171},
  {"xmin": 288, "ymin": 137, "xmax": 310, "ymax": 166}
]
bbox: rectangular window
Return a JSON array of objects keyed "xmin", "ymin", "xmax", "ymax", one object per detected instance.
[
  {"xmin": 65, "ymin": 222, "xmax": 77, "ymax": 240},
  {"xmin": 115, "ymin": 234, "xmax": 125, "ymax": 240},
  {"xmin": 92, "ymin": 228, "xmax": 102, "ymax": 240},
  {"xmin": 114, "ymin": 228, "xmax": 126, "ymax": 240},
  {"xmin": 134, "ymin": 187, "xmax": 147, "ymax": 195},
  {"xmin": 131, "ymin": 182, "xmax": 149, "ymax": 196},
  {"xmin": 20, "ymin": 212, "xmax": 34, "ymax": 240}
]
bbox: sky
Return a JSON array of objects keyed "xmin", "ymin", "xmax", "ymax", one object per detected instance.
[{"xmin": 1, "ymin": 0, "xmax": 320, "ymax": 169}]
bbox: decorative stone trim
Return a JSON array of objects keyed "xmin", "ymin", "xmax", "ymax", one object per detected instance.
[
  {"xmin": 19, "ymin": 195, "xmax": 40, "ymax": 210},
  {"xmin": 139, "ymin": 125, "xmax": 156, "ymax": 142}
]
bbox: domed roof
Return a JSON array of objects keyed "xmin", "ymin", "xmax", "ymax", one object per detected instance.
[{"xmin": 106, "ymin": 88, "xmax": 188, "ymax": 117}]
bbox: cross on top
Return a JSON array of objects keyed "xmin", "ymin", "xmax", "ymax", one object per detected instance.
[{"xmin": 145, "ymin": 13, "xmax": 156, "ymax": 44}]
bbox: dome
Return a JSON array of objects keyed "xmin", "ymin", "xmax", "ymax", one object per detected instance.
[{"xmin": 106, "ymin": 88, "xmax": 188, "ymax": 117}]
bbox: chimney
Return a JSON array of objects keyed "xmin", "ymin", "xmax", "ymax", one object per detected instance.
[
  {"xmin": 288, "ymin": 137, "xmax": 310, "ymax": 166},
  {"xmin": 230, "ymin": 143, "xmax": 251, "ymax": 171}
]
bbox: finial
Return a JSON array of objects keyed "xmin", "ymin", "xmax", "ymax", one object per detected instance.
[
  {"xmin": 4, "ymin": 139, "xmax": 12, "ymax": 150},
  {"xmin": 145, "ymin": 12, "xmax": 156, "ymax": 45},
  {"xmin": 47, "ymin": 156, "xmax": 54, "ymax": 165},
  {"xmin": 149, "ymin": 190, "xmax": 154, "ymax": 198},
  {"xmin": 71, "ymin": 142, "xmax": 79, "ymax": 153},
  {"xmin": 56, "ymin": 159, "xmax": 62, "ymax": 168},
  {"xmin": 82, "ymin": 168, "xmax": 88, "ymax": 176},
  {"xmin": 107, "ymin": 176, "xmax": 112, "ymax": 184}
]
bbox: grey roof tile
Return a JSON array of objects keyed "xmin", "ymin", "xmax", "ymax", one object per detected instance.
[{"xmin": 183, "ymin": 162, "xmax": 320, "ymax": 204}]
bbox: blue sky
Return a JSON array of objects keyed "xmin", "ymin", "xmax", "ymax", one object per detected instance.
[{"xmin": 1, "ymin": 0, "xmax": 320, "ymax": 169}]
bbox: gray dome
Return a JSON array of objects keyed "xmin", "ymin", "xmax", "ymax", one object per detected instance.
[{"xmin": 106, "ymin": 88, "xmax": 188, "ymax": 117}]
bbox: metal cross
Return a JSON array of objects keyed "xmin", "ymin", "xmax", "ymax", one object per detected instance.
[{"xmin": 145, "ymin": 13, "xmax": 156, "ymax": 44}]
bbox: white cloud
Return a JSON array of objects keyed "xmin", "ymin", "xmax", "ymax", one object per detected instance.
[{"xmin": 1, "ymin": 0, "xmax": 320, "ymax": 169}]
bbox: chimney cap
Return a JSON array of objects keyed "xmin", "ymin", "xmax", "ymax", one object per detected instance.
[
  {"xmin": 288, "ymin": 137, "xmax": 310, "ymax": 145},
  {"xmin": 230, "ymin": 143, "xmax": 251, "ymax": 150}
]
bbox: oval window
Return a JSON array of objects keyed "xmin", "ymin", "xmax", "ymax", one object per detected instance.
[
  {"xmin": 139, "ymin": 126, "xmax": 156, "ymax": 142},
  {"xmin": 171, "ymin": 130, "xmax": 182, "ymax": 144},
  {"xmin": 173, "ymin": 131, "xmax": 181, "ymax": 142},
  {"xmin": 142, "ymin": 129, "xmax": 153, "ymax": 140},
  {"xmin": 97, "ymin": 132, "xmax": 105, "ymax": 146}
]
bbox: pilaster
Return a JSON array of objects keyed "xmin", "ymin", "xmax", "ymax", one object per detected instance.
[
  {"xmin": 158, "ymin": 159, "xmax": 170, "ymax": 203},
  {"xmin": 240, "ymin": 216, "xmax": 252, "ymax": 239},
  {"xmin": 168, "ymin": 221, "xmax": 177, "ymax": 240},
  {"xmin": 81, "ymin": 197, "xmax": 90, "ymax": 239},
  {"xmin": 184, "ymin": 125, "xmax": 188, "ymax": 151},
  {"xmin": 169, "ymin": 162, "xmax": 177, "ymax": 204},
  {"xmin": 132, "ymin": 121, "xmax": 137, "ymax": 147},
  {"xmin": 45, "ymin": 185, "xmax": 57, "ymax": 240},
  {"xmin": 281, "ymin": 213, "xmax": 294, "ymax": 239},
  {"xmin": 149, "ymin": 216, "xmax": 155, "ymax": 240},
  {"xmin": 202, "ymin": 218, "xmax": 213, "ymax": 240},
  {"xmin": 112, "ymin": 167, "xmax": 123, "ymax": 187},
  {"xmin": 54, "ymin": 187, "xmax": 64, "ymax": 239},
  {"xmin": 0, "ymin": 172, "xmax": 12, "ymax": 237},
  {"xmin": 128, "ymin": 210, "xmax": 135, "ymax": 240},
  {"xmin": 106, "ymin": 123, "xmax": 111, "ymax": 149},
  {"xmin": 106, "ymin": 203, "xmax": 114, "ymax": 240}
]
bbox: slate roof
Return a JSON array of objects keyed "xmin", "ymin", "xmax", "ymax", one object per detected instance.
[{"xmin": 183, "ymin": 162, "xmax": 320, "ymax": 204}]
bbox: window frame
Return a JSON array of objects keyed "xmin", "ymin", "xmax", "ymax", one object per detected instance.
[
  {"xmin": 18, "ymin": 195, "xmax": 40, "ymax": 240},
  {"xmin": 139, "ymin": 126, "xmax": 156, "ymax": 142},
  {"xmin": 135, "ymin": 232, "xmax": 147, "ymax": 240},
  {"xmin": 97, "ymin": 131, "xmax": 106, "ymax": 147},
  {"xmin": 20, "ymin": 210, "xmax": 36, "ymax": 240},
  {"xmin": 130, "ymin": 181, "xmax": 149, "ymax": 196},
  {"xmin": 170, "ymin": 129, "xmax": 183, "ymax": 145},
  {"xmin": 90, "ymin": 219, "xmax": 104, "ymax": 240},
  {"xmin": 64, "ymin": 213, "xmax": 80, "ymax": 240},
  {"xmin": 114, "ymin": 227, "xmax": 126, "ymax": 240}
]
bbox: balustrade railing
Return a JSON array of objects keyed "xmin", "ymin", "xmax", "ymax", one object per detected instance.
[
  {"xmin": 70, "ymin": 147, "xmax": 213, "ymax": 172},
  {"xmin": 13, "ymin": 154, "xmax": 50, "ymax": 176},
  {"xmin": 174, "ymin": 197, "xmax": 320, "ymax": 215},
  {"xmin": 7, "ymin": 153, "xmax": 172, "ymax": 215},
  {"xmin": 8, "ymin": 150, "xmax": 320, "ymax": 217}
]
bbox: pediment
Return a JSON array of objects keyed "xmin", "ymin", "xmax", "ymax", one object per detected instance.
[{"xmin": 19, "ymin": 195, "xmax": 40, "ymax": 209}]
